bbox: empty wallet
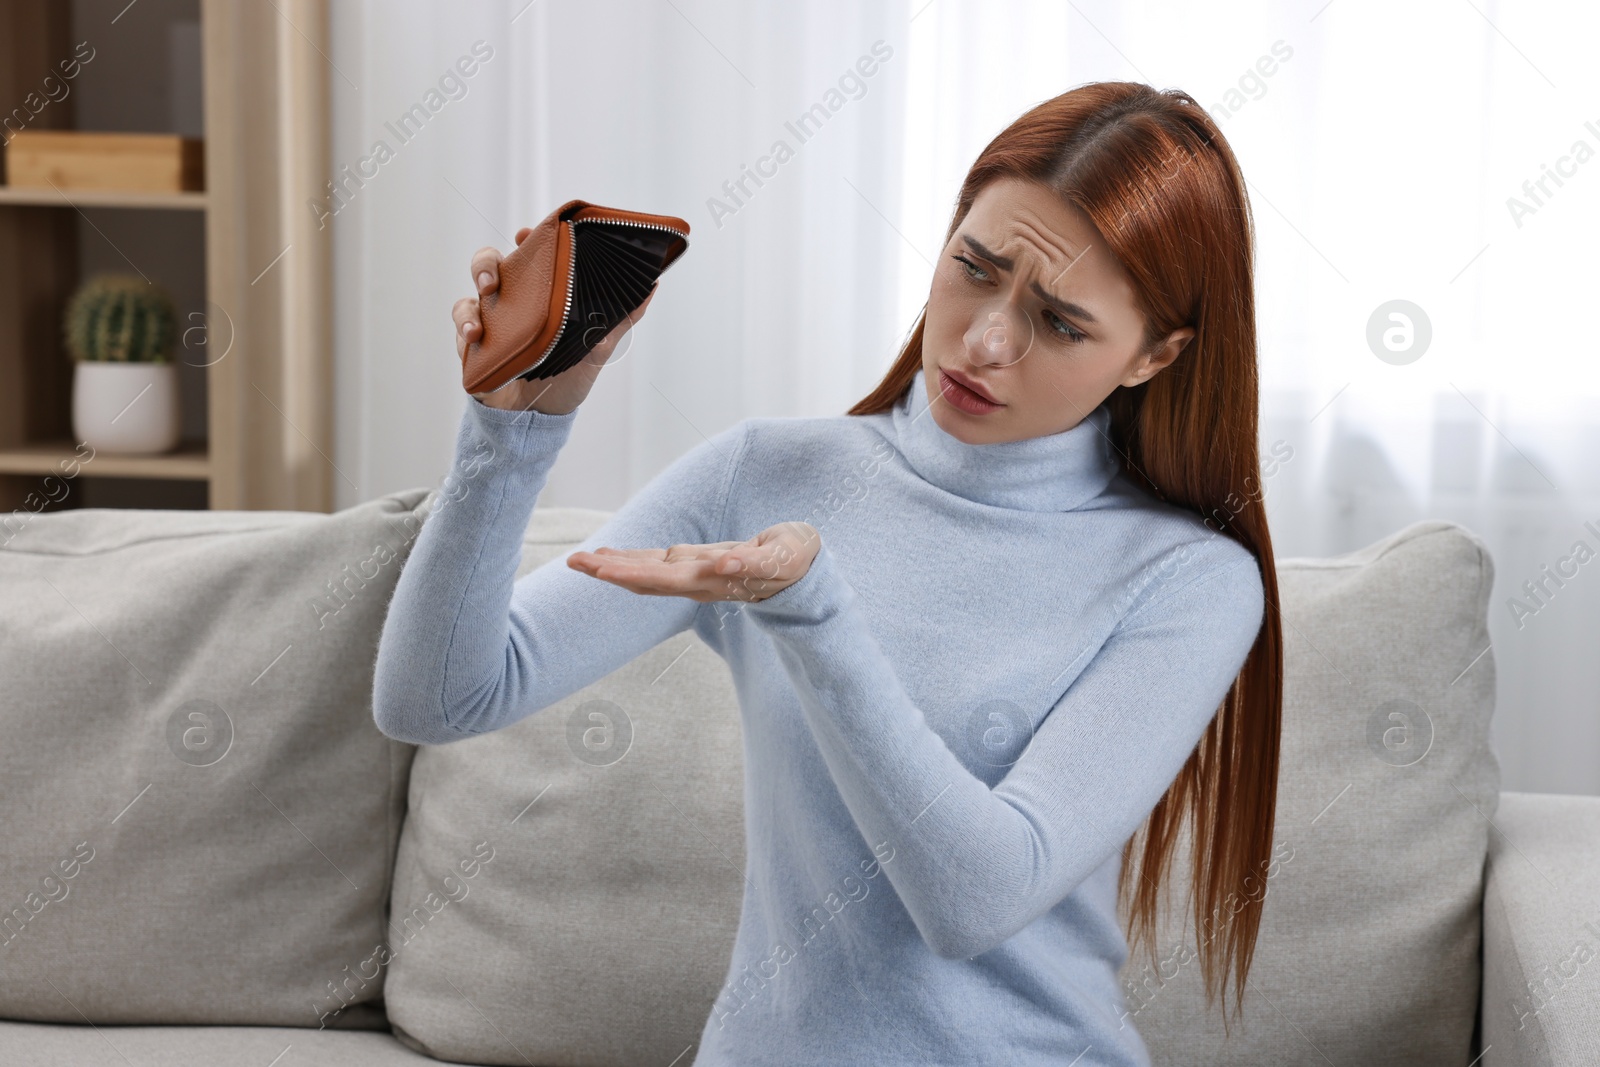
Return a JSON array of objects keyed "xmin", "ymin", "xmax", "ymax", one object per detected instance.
[{"xmin": 461, "ymin": 198, "xmax": 691, "ymax": 394}]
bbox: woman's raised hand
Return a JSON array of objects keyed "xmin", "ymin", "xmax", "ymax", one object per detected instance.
[
  {"xmin": 566, "ymin": 521, "xmax": 821, "ymax": 603},
  {"xmin": 455, "ymin": 225, "xmax": 656, "ymax": 415}
]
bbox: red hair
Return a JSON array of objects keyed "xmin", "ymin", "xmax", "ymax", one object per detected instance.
[{"xmin": 847, "ymin": 81, "xmax": 1283, "ymax": 1024}]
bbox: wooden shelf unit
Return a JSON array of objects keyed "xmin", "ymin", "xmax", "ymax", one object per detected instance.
[{"xmin": 0, "ymin": 0, "xmax": 333, "ymax": 514}]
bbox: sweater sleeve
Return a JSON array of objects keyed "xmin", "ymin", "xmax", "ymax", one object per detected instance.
[
  {"xmin": 372, "ymin": 397, "xmax": 747, "ymax": 745},
  {"xmin": 744, "ymin": 533, "xmax": 1266, "ymax": 960}
]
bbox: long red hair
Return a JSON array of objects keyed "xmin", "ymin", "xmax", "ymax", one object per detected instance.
[{"xmin": 847, "ymin": 81, "xmax": 1283, "ymax": 1023}]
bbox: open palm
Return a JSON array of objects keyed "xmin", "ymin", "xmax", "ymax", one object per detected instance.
[{"xmin": 566, "ymin": 521, "xmax": 820, "ymax": 603}]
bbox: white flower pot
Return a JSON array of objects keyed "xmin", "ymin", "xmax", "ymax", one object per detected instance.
[{"xmin": 72, "ymin": 361, "xmax": 182, "ymax": 454}]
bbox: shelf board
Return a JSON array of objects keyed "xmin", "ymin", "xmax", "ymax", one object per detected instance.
[
  {"xmin": 0, "ymin": 186, "xmax": 207, "ymax": 211},
  {"xmin": 0, "ymin": 439, "xmax": 210, "ymax": 480}
]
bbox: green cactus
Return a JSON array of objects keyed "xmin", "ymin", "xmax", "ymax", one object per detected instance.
[{"xmin": 64, "ymin": 274, "xmax": 177, "ymax": 363}]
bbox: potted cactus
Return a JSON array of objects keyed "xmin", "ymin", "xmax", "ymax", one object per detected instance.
[{"xmin": 65, "ymin": 273, "xmax": 182, "ymax": 454}]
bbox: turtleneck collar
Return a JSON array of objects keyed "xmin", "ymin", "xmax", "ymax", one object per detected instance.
[{"xmin": 887, "ymin": 366, "xmax": 1122, "ymax": 512}]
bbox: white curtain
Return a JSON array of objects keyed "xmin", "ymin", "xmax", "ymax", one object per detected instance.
[{"xmin": 329, "ymin": 0, "xmax": 1600, "ymax": 796}]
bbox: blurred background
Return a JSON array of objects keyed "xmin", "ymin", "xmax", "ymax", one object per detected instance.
[{"xmin": 2, "ymin": 0, "xmax": 1596, "ymax": 796}]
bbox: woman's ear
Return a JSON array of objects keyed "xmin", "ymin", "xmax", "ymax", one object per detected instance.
[{"xmin": 1123, "ymin": 326, "xmax": 1194, "ymax": 386}]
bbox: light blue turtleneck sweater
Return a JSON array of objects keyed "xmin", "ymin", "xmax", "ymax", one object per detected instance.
[{"xmin": 373, "ymin": 366, "xmax": 1266, "ymax": 1067}]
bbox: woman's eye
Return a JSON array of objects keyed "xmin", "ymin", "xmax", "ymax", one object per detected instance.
[
  {"xmin": 1045, "ymin": 309, "xmax": 1087, "ymax": 344},
  {"xmin": 952, "ymin": 254, "xmax": 989, "ymax": 282}
]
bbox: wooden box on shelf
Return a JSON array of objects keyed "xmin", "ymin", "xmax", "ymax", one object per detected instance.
[{"xmin": 5, "ymin": 130, "xmax": 205, "ymax": 193}]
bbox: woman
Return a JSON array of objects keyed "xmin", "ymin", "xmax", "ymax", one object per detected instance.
[{"xmin": 374, "ymin": 80, "xmax": 1283, "ymax": 1066}]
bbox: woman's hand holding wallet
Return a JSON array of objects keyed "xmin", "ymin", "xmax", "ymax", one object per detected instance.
[
  {"xmin": 450, "ymin": 206, "xmax": 818, "ymax": 602},
  {"xmin": 453, "ymin": 226, "xmax": 653, "ymax": 416}
]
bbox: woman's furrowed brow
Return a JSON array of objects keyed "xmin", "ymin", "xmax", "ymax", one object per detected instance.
[
  {"xmin": 961, "ymin": 234, "xmax": 1015, "ymax": 270},
  {"xmin": 960, "ymin": 234, "xmax": 1100, "ymax": 324}
]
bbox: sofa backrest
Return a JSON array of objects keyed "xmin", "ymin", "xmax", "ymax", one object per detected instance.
[
  {"xmin": 0, "ymin": 491, "xmax": 430, "ymax": 1030},
  {"xmin": 382, "ymin": 504, "xmax": 1500, "ymax": 1066}
]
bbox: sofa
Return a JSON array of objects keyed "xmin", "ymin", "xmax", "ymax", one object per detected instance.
[{"xmin": 0, "ymin": 486, "xmax": 1595, "ymax": 1066}]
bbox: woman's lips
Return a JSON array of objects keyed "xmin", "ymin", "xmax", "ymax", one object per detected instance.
[{"xmin": 938, "ymin": 369, "xmax": 1004, "ymax": 415}]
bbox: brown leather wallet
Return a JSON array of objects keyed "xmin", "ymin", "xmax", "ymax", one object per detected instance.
[{"xmin": 461, "ymin": 198, "xmax": 690, "ymax": 394}]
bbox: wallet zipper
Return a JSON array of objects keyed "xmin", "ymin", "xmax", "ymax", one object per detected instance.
[{"xmin": 531, "ymin": 216, "xmax": 689, "ymax": 370}]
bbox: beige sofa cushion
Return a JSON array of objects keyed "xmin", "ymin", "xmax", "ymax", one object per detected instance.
[
  {"xmin": 1118, "ymin": 520, "xmax": 1499, "ymax": 1064},
  {"xmin": 384, "ymin": 504, "xmax": 745, "ymax": 1067},
  {"xmin": 1481, "ymin": 791, "xmax": 1600, "ymax": 1066},
  {"xmin": 384, "ymin": 510, "xmax": 1497, "ymax": 1066},
  {"xmin": 0, "ymin": 491, "xmax": 429, "ymax": 1029}
]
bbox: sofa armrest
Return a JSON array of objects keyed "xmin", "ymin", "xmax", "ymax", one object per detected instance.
[{"xmin": 1482, "ymin": 791, "xmax": 1600, "ymax": 1067}]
